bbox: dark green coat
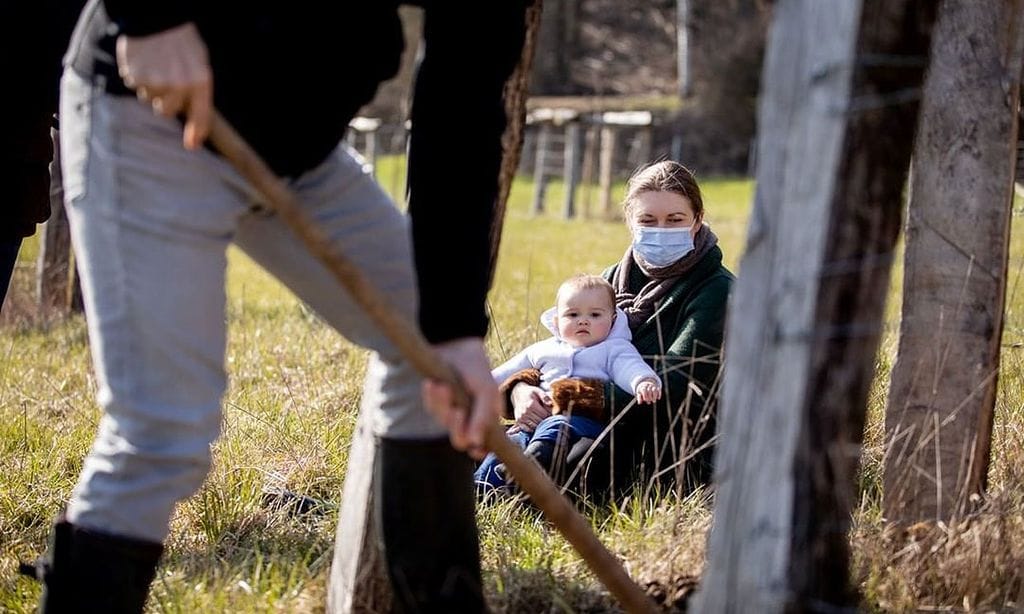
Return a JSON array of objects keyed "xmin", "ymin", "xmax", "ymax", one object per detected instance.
[{"xmin": 569, "ymin": 245, "xmax": 734, "ymax": 498}]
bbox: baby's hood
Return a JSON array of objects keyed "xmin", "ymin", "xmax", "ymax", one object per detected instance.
[{"xmin": 540, "ymin": 306, "xmax": 633, "ymax": 341}]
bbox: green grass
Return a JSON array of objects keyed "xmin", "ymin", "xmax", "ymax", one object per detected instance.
[{"xmin": 2, "ymin": 161, "xmax": 1023, "ymax": 611}]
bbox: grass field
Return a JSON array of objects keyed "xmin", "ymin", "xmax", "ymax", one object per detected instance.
[{"xmin": 2, "ymin": 157, "xmax": 1023, "ymax": 612}]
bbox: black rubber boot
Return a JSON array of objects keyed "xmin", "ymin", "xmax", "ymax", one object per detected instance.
[
  {"xmin": 564, "ymin": 436, "xmax": 613, "ymax": 503},
  {"xmin": 524, "ymin": 438, "xmax": 558, "ymax": 472},
  {"xmin": 20, "ymin": 517, "xmax": 163, "ymax": 614},
  {"xmin": 377, "ymin": 438, "xmax": 487, "ymax": 613}
]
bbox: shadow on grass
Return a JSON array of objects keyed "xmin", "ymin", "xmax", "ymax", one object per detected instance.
[
  {"xmin": 486, "ymin": 565, "xmax": 696, "ymax": 613},
  {"xmin": 486, "ymin": 565, "xmax": 622, "ymax": 613}
]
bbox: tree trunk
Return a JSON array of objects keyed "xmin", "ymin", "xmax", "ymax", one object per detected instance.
[
  {"xmin": 531, "ymin": 0, "xmax": 571, "ymax": 95},
  {"xmin": 676, "ymin": 0, "xmax": 691, "ymax": 98},
  {"xmin": 883, "ymin": 0, "xmax": 1024, "ymax": 524},
  {"xmin": 490, "ymin": 0, "xmax": 543, "ymax": 277},
  {"xmin": 694, "ymin": 1, "xmax": 935, "ymax": 611}
]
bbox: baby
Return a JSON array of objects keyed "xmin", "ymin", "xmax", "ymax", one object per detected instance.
[{"xmin": 475, "ymin": 274, "xmax": 661, "ymax": 494}]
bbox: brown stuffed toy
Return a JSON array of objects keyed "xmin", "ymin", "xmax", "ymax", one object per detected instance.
[
  {"xmin": 498, "ymin": 368, "xmax": 607, "ymax": 423},
  {"xmin": 549, "ymin": 377, "xmax": 607, "ymax": 423}
]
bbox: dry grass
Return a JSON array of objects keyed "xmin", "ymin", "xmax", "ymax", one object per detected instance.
[
  {"xmin": 854, "ymin": 502, "xmax": 1024, "ymax": 611},
  {"xmin": 3, "ymin": 168, "xmax": 1024, "ymax": 611},
  {"xmin": 853, "ymin": 387, "xmax": 1024, "ymax": 611}
]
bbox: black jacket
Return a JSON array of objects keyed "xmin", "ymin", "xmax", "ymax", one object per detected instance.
[
  {"xmin": 1, "ymin": 0, "xmax": 85, "ymax": 240},
  {"xmin": 66, "ymin": 0, "xmax": 528, "ymax": 341}
]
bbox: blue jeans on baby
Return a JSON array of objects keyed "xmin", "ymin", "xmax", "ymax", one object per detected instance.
[{"xmin": 474, "ymin": 414, "xmax": 605, "ymax": 493}]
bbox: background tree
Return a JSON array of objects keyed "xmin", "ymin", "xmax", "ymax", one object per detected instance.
[{"xmin": 883, "ymin": 0, "xmax": 1024, "ymax": 524}]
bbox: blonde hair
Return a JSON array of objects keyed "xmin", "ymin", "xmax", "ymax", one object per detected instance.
[
  {"xmin": 623, "ymin": 160, "xmax": 704, "ymax": 218},
  {"xmin": 556, "ymin": 274, "xmax": 616, "ymax": 309}
]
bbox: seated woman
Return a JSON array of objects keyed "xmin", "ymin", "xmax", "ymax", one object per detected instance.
[
  {"xmin": 503, "ymin": 160, "xmax": 734, "ymax": 499},
  {"xmin": 475, "ymin": 274, "xmax": 661, "ymax": 497}
]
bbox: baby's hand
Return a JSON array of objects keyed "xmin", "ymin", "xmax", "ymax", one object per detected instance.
[{"xmin": 636, "ymin": 379, "xmax": 662, "ymax": 404}]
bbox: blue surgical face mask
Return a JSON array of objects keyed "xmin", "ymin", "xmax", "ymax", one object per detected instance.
[{"xmin": 631, "ymin": 226, "xmax": 694, "ymax": 267}]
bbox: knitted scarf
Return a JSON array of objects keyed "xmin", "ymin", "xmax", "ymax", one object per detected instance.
[{"xmin": 612, "ymin": 223, "xmax": 719, "ymax": 330}]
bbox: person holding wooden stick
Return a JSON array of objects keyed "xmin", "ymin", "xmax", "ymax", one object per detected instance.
[{"xmin": 22, "ymin": 1, "xmax": 528, "ymax": 612}]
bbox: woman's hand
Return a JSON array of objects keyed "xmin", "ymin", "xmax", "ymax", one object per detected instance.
[
  {"xmin": 511, "ymin": 382, "xmax": 552, "ymax": 431},
  {"xmin": 636, "ymin": 379, "xmax": 662, "ymax": 404}
]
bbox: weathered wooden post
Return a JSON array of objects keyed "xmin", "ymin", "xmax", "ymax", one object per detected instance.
[
  {"xmin": 579, "ymin": 124, "xmax": 598, "ymax": 218},
  {"xmin": 531, "ymin": 122, "xmax": 550, "ymax": 215},
  {"xmin": 36, "ymin": 128, "xmax": 82, "ymax": 315},
  {"xmin": 883, "ymin": 0, "xmax": 1024, "ymax": 524},
  {"xmin": 596, "ymin": 112, "xmax": 651, "ymax": 220},
  {"xmin": 521, "ymin": 129, "xmax": 536, "ymax": 176},
  {"xmin": 327, "ymin": 2, "xmax": 542, "ymax": 610},
  {"xmin": 562, "ymin": 121, "xmax": 581, "ymax": 219},
  {"xmin": 327, "ymin": 409, "xmax": 393, "ymax": 613},
  {"xmin": 36, "ymin": 197, "xmax": 73, "ymax": 312},
  {"xmin": 694, "ymin": 1, "xmax": 935, "ymax": 611},
  {"xmin": 636, "ymin": 126, "xmax": 652, "ymax": 170},
  {"xmin": 365, "ymin": 130, "xmax": 378, "ymax": 176},
  {"xmin": 387, "ymin": 123, "xmax": 409, "ymax": 203},
  {"xmin": 598, "ymin": 124, "xmax": 617, "ymax": 219},
  {"xmin": 348, "ymin": 117, "xmax": 382, "ymax": 176}
]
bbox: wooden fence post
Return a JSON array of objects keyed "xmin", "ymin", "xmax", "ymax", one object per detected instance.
[
  {"xmin": 36, "ymin": 200, "xmax": 73, "ymax": 313},
  {"xmin": 694, "ymin": 1, "xmax": 935, "ymax": 611},
  {"xmin": 532, "ymin": 123, "xmax": 550, "ymax": 215},
  {"xmin": 579, "ymin": 125, "xmax": 598, "ymax": 218},
  {"xmin": 387, "ymin": 124, "xmax": 409, "ymax": 202},
  {"xmin": 347, "ymin": 117, "xmax": 382, "ymax": 177},
  {"xmin": 327, "ymin": 411, "xmax": 393, "ymax": 613},
  {"xmin": 883, "ymin": 0, "xmax": 1024, "ymax": 523},
  {"xmin": 365, "ymin": 130, "xmax": 378, "ymax": 177},
  {"xmin": 562, "ymin": 122, "xmax": 581, "ymax": 219},
  {"xmin": 636, "ymin": 127, "xmax": 651, "ymax": 170},
  {"xmin": 37, "ymin": 128, "xmax": 82, "ymax": 315},
  {"xmin": 598, "ymin": 125, "xmax": 617, "ymax": 219}
]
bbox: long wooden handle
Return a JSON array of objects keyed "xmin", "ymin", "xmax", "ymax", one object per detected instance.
[{"xmin": 207, "ymin": 112, "xmax": 657, "ymax": 614}]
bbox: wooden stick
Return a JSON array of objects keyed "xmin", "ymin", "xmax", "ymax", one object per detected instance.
[{"xmin": 207, "ymin": 112, "xmax": 657, "ymax": 614}]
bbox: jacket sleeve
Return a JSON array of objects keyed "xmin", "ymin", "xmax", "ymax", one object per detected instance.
[
  {"xmin": 102, "ymin": 0, "xmax": 195, "ymax": 36},
  {"xmin": 3, "ymin": 0, "xmax": 85, "ymax": 240},
  {"xmin": 407, "ymin": 1, "xmax": 528, "ymax": 343},
  {"xmin": 605, "ymin": 275, "xmax": 731, "ymax": 420},
  {"xmin": 490, "ymin": 344, "xmax": 539, "ymax": 385},
  {"xmin": 660, "ymin": 277, "xmax": 730, "ymax": 407},
  {"xmin": 607, "ymin": 340, "xmax": 660, "ymax": 394}
]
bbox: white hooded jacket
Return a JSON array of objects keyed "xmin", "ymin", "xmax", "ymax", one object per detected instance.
[{"xmin": 491, "ymin": 306, "xmax": 661, "ymax": 396}]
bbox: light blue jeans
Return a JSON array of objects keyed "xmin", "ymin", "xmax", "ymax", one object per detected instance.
[{"xmin": 60, "ymin": 70, "xmax": 446, "ymax": 542}]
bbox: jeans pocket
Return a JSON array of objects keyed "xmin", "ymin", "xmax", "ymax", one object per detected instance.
[{"xmin": 59, "ymin": 71, "xmax": 94, "ymax": 205}]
